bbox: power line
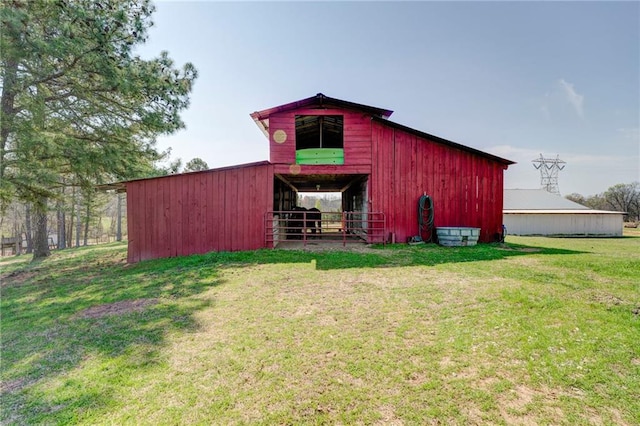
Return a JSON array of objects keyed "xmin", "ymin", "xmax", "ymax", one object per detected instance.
[{"xmin": 532, "ymin": 154, "xmax": 566, "ymax": 195}]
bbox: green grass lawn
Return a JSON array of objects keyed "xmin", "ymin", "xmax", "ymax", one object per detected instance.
[{"xmin": 1, "ymin": 234, "xmax": 639, "ymax": 425}]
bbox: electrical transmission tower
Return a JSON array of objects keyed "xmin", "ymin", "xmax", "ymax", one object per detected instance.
[{"xmin": 532, "ymin": 154, "xmax": 566, "ymax": 195}]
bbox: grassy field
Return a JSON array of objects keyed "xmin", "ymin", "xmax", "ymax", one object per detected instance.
[{"xmin": 1, "ymin": 233, "xmax": 639, "ymax": 425}]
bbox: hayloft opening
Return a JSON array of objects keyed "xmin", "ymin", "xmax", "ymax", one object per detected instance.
[
  {"xmin": 295, "ymin": 115, "xmax": 343, "ymax": 149},
  {"xmin": 295, "ymin": 115, "xmax": 344, "ymax": 165}
]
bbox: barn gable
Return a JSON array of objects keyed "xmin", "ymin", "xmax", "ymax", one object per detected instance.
[
  {"xmin": 251, "ymin": 92, "xmax": 513, "ymax": 171},
  {"xmin": 250, "ymin": 93, "xmax": 393, "ymax": 139}
]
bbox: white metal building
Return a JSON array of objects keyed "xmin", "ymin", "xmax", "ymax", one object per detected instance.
[{"xmin": 503, "ymin": 189, "xmax": 624, "ymax": 237}]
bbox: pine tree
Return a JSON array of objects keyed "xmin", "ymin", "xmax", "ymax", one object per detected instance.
[
  {"xmin": 184, "ymin": 157, "xmax": 208, "ymax": 172},
  {"xmin": 1, "ymin": 0, "xmax": 197, "ymax": 259}
]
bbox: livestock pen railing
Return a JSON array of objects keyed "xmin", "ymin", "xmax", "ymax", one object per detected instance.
[{"xmin": 265, "ymin": 210, "xmax": 386, "ymax": 247}]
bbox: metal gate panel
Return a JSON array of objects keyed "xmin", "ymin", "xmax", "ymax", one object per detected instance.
[{"xmin": 265, "ymin": 211, "xmax": 386, "ymax": 247}]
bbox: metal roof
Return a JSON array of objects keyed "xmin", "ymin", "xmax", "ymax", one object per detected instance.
[
  {"xmin": 504, "ymin": 189, "xmax": 591, "ymax": 210},
  {"xmin": 504, "ymin": 209, "xmax": 624, "ymax": 215},
  {"xmin": 503, "ymin": 189, "xmax": 625, "ymax": 214}
]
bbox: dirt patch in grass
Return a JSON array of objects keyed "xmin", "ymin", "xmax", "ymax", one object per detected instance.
[
  {"xmin": 496, "ymin": 384, "xmax": 628, "ymax": 425},
  {"xmin": 0, "ymin": 270, "xmax": 39, "ymax": 288},
  {"xmin": 590, "ymin": 291, "xmax": 625, "ymax": 307},
  {"xmin": 376, "ymin": 405, "xmax": 402, "ymax": 425},
  {"xmin": 1, "ymin": 377, "xmax": 29, "ymax": 394},
  {"xmin": 588, "ymin": 292, "xmax": 640, "ymax": 316},
  {"xmin": 584, "ymin": 406, "xmax": 631, "ymax": 426},
  {"xmin": 74, "ymin": 298, "xmax": 158, "ymax": 319},
  {"xmin": 498, "ymin": 384, "xmax": 565, "ymax": 425}
]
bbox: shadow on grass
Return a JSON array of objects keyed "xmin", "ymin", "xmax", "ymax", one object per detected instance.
[
  {"xmin": 1, "ymin": 245, "xmax": 225, "ymax": 424},
  {"xmin": 179, "ymin": 241, "xmax": 586, "ymax": 271}
]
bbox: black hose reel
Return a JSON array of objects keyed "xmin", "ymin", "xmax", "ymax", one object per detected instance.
[{"xmin": 409, "ymin": 194, "xmax": 434, "ymax": 243}]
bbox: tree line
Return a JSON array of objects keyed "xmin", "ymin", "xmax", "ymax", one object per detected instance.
[
  {"xmin": 565, "ymin": 182, "xmax": 640, "ymax": 222},
  {"xmin": 297, "ymin": 194, "xmax": 342, "ymax": 212},
  {"xmin": 1, "ymin": 0, "xmax": 197, "ymax": 260},
  {"xmin": 0, "ymin": 155, "xmax": 208, "ymax": 255},
  {"xmin": 1, "ymin": 190, "xmax": 124, "ymax": 255}
]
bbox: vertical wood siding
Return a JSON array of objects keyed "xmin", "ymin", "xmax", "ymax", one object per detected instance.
[
  {"xmin": 125, "ymin": 100, "xmax": 509, "ymax": 262},
  {"xmin": 370, "ymin": 121, "xmax": 506, "ymax": 243},
  {"xmin": 126, "ymin": 163, "xmax": 273, "ymax": 263}
]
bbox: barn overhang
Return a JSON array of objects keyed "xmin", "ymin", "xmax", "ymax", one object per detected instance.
[
  {"xmin": 96, "ymin": 182, "xmax": 127, "ymax": 193},
  {"xmin": 275, "ymin": 172, "xmax": 368, "ymax": 193},
  {"xmin": 273, "ymin": 163, "xmax": 370, "ymax": 193}
]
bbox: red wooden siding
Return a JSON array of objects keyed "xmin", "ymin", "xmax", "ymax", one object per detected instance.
[
  {"xmin": 269, "ymin": 108, "xmax": 373, "ymax": 166},
  {"xmin": 268, "ymin": 104, "xmax": 507, "ymax": 243},
  {"xmin": 370, "ymin": 120, "xmax": 506, "ymax": 243},
  {"xmin": 268, "ymin": 111, "xmax": 295, "ymax": 164},
  {"xmin": 123, "ymin": 95, "xmax": 512, "ymax": 263},
  {"xmin": 126, "ymin": 162, "xmax": 273, "ymax": 263},
  {"xmin": 272, "ymin": 164, "xmax": 371, "ymax": 175}
]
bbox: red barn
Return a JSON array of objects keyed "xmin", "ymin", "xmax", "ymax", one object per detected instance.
[{"xmin": 123, "ymin": 94, "xmax": 514, "ymax": 263}]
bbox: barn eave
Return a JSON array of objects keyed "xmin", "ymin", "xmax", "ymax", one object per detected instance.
[{"xmin": 98, "ymin": 160, "xmax": 273, "ymax": 192}]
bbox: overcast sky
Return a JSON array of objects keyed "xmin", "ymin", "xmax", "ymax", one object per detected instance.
[{"xmin": 138, "ymin": 1, "xmax": 639, "ymax": 196}]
